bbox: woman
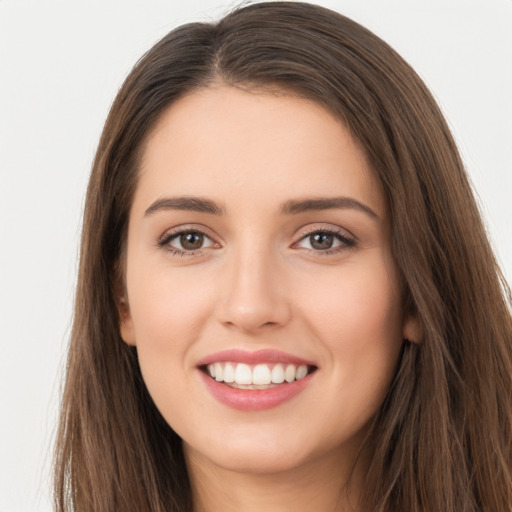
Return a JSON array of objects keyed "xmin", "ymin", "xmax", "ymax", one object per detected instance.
[{"xmin": 53, "ymin": 2, "xmax": 512, "ymax": 511}]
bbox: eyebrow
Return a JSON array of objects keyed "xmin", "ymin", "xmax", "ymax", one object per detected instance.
[
  {"xmin": 280, "ymin": 197, "xmax": 378, "ymax": 219},
  {"xmin": 144, "ymin": 195, "xmax": 378, "ymax": 219},
  {"xmin": 145, "ymin": 196, "xmax": 225, "ymax": 216}
]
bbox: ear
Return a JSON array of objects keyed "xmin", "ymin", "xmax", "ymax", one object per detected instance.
[
  {"xmin": 118, "ymin": 293, "xmax": 137, "ymax": 346},
  {"xmin": 114, "ymin": 258, "xmax": 136, "ymax": 346},
  {"xmin": 402, "ymin": 314, "xmax": 423, "ymax": 344}
]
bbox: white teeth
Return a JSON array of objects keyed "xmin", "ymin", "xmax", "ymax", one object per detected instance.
[
  {"xmin": 234, "ymin": 363, "xmax": 252, "ymax": 385},
  {"xmin": 206, "ymin": 361, "xmax": 312, "ymax": 386},
  {"xmin": 296, "ymin": 364, "xmax": 308, "ymax": 380},
  {"xmin": 214, "ymin": 362, "xmax": 223, "ymax": 382},
  {"xmin": 271, "ymin": 364, "xmax": 285, "ymax": 384},
  {"xmin": 223, "ymin": 362, "xmax": 235, "ymax": 383},
  {"xmin": 253, "ymin": 364, "xmax": 272, "ymax": 385},
  {"xmin": 285, "ymin": 364, "xmax": 296, "ymax": 383}
]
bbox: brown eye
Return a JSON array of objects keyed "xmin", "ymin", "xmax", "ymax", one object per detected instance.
[
  {"xmin": 309, "ymin": 233, "xmax": 334, "ymax": 250},
  {"xmin": 295, "ymin": 228, "xmax": 355, "ymax": 254},
  {"xmin": 180, "ymin": 232, "xmax": 204, "ymax": 250},
  {"xmin": 160, "ymin": 229, "xmax": 216, "ymax": 254}
]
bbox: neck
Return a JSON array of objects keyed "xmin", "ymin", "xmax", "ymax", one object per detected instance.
[{"xmin": 185, "ymin": 443, "xmax": 368, "ymax": 512}]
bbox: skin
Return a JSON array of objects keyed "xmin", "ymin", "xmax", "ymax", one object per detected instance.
[{"xmin": 119, "ymin": 85, "xmax": 420, "ymax": 512}]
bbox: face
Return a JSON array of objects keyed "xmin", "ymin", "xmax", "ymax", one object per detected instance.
[{"xmin": 120, "ymin": 85, "xmax": 416, "ymax": 477}]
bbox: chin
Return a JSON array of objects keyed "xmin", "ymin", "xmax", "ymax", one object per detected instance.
[
  {"xmin": 183, "ymin": 422, "xmax": 331, "ymax": 476},
  {"xmin": 202, "ymin": 446, "xmax": 309, "ymax": 475}
]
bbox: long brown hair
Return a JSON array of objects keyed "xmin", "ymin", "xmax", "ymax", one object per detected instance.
[{"xmin": 54, "ymin": 2, "xmax": 512, "ymax": 511}]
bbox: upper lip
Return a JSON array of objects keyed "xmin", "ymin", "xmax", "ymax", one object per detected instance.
[{"xmin": 196, "ymin": 348, "xmax": 317, "ymax": 367}]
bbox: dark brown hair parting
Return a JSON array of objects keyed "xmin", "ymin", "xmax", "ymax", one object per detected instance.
[{"xmin": 54, "ymin": 2, "xmax": 512, "ymax": 511}]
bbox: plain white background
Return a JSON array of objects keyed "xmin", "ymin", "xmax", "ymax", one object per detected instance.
[{"xmin": 0, "ymin": 1, "xmax": 511, "ymax": 510}]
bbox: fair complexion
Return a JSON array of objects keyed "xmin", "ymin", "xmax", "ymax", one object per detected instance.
[{"xmin": 119, "ymin": 85, "xmax": 420, "ymax": 512}]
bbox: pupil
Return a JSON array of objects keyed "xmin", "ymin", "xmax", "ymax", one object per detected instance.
[
  {"xmin": 180, "ymin": 232, "xmax": 203, "ymax": 250},
  {"xmin": 310, "ymin": 233, "xmax": 333, "ymax": 250}
]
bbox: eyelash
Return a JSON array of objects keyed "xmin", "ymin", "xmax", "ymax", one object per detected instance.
[
  {"xmin": 157, "ymin": 226, "xmax": 356, "ymax": 257},
  {"xmin": 293, "ymin": 227, "xmax": 356, "ymax": 256},
  {"xmin": 157, "ymin": 227, "xmax": 217, "ymax": 257}
]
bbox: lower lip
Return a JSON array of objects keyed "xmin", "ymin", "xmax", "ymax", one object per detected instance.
[{"xmin": 199, "ymin": 370, "xmax": 314, "ymax": 411}]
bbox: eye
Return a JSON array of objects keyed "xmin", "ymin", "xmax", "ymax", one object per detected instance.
[
  {"xmin": 175, "ymin": 232, "xmax": 207, "ymax": 251},
  {"xmin": 295, "ymin": 228, "xmax": 355, "ymax": 254},
  {"xmin": 158, "ymin": 229, "xmax": 217, "ymax": 255}
]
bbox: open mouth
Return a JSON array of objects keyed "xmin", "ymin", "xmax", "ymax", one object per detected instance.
[{"xmin": 201, "ymin": 362, "xmax": 318, "ymax": 390}]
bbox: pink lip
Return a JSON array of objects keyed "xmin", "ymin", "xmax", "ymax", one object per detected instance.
[
  {"xmin": 196, "ymin": 348, "xmax": 316, "ymax": 367},
  {"xmin": 196, "ymin": 349, "xmax": 318, "ymax": 411},
  {"xmin": 199, "ymin": 370, "xmax": 315, "ymax": 411}
]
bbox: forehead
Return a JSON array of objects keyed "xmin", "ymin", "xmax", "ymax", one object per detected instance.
[{"xmin": 134, "ymin": 85, "xmax": 385, "ymax": 217}]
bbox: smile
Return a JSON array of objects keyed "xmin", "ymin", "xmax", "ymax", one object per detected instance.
[
  {"xmin": 197, "ymin": 349, "xmax": 318, "ymax": 410},
  {"xmin": 205, "ymin": 362, "xmax": 313, "ymax": 389}
]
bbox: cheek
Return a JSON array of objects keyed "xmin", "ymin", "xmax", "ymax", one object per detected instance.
[
  {"xmin": 125, "ymin": 263, "xmax": 218, "ymax": 401},
  {"xmin": 125, "ymin": 273, "xmax": 216, "ymax": 433},
  {"xmin": 300, "ymin": 255, "xmax": 401, "ymax": 335},
  {"xmin": 128, "ymin": 262, "xmax": 215, "ymax": 343},
  {"xmin": 295, "ymin": 255, "xmax": 403, "ymax": 406}
]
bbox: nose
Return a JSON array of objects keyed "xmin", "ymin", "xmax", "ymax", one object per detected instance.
[{"xmin": 216, "ymin": 246, "xmax": 292, "ymax": 334}]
